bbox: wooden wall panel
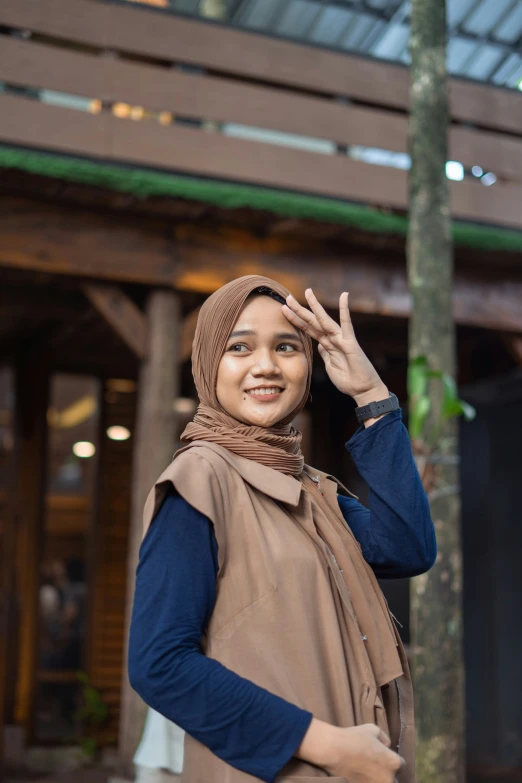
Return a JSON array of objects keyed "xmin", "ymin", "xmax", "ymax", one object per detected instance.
[
  {"xmin": 89, "ymin": 384, "xmax": 136, "ymax": 742},
  {"xmin": 2, "ymin": 0, "xmax": 522, "ymax": 133},
  {"xmin": 1, "ymin": 94, "xmax": 522, "ymax": 229},
  {"xmin": 3, "ymin": 36, "xmax": 521, "ymax": 182}
]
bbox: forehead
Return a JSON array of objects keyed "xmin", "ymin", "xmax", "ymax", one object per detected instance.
[{"xmin": 234, "ymin": 295, "xmax": 296, "ymax": 330}]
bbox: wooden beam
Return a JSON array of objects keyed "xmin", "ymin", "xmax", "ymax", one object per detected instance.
[
  {"xmin": 83, "ymin": 284, "xmax": 147, "ymax": 360},
  {"xmin": 119, "ymin": 290, "xmax": 180, "ymax": 775},
  {"xmin": 1, "ymin": 197, "xmax": 522, "ymax": 334},
  {"xmin": 2, "ymin": 93, "xmax": 521, "ymax": 229},
  {"xmin": 2, "ymin": 0, "xmax": 521, "ymax": 134},
  {"xmin": 0, "ymin": 92, "xmax": 515, "ymax": 233},
  {"xmin": 2, "ymin": 35, "xmax": 521, "ymax": 182}
]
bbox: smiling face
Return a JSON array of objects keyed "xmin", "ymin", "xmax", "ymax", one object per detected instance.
[{"xmin": 216, "ymin": 294, "xmax": 309, "ymax": 428}]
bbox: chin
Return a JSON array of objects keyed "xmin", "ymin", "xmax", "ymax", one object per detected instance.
[{"xmin": 241, "ymin": 404, "xmax": 288, "ymax": 429}]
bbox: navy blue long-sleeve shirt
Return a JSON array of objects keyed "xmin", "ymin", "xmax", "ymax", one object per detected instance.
[{"xmin": 129, "ymin": 409, "xmax": 436, "ymax": 782}]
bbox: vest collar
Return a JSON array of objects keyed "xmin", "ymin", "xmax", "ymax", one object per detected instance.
[{"xmin": 182, "ymin": 440, "xmax": 304, "ymax": 506}]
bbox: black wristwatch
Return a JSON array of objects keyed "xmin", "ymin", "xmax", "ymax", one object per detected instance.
[{"xmin": 354, "ymin": 392, "xmax": 400, "ymax": 423}]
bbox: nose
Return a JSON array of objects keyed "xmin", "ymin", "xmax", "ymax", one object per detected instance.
[{"xmin": 250, "ymin": 347, "xmax": 282, "ymax": 377}]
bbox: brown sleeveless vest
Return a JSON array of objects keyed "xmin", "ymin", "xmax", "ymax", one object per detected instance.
[{"xmin": 142, "ymin": 441, "xmax": 415, "ymax": 783}]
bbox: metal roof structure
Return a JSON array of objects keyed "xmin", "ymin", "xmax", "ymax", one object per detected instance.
[{"xmin": 132, "ymin": 0, "xmax": 522, "ymax": 90}]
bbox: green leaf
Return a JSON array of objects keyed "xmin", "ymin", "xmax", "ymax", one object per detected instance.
[
  {"xmin": 459, "ymin": 400, "xmax": 476, "ymax": 421},
  {"xmin": 442, "ymin": 374, "xmax": 459, "ymax": 419},
  {"xmin": 408, "ymin": 356, "xmax": 428, "ymax": 398},
  {"xmin": 409, "ymin": 395, "xmax": 431, "ymax": 439}
]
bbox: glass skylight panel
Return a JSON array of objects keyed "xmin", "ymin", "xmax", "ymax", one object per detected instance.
[
  {"xmin": 366, "ymin": 0, "xmax": 398, "ymax": 8},
  {"xmin": 494, "ymin": 3, "xmax": 522, "ymax": 43},
  {"xmin": 310, "ymin": 7, "xmax": 355, "ymax": 45},
  {"xmin": 465, "ymin": 44, "xmax": 505, "ymax": 79},
  {"xmin": 447, "ymin": 0, "xmax": 481, "ymax": 30},
  {"xmin": 447, "ymin": 37, "xmax": 479, "ymax": 73},
  {"xmin": 277, "ymin": 0, "xmax": 321, "ymax": 38},
  {"xmin": 463, "ymin": 0, "xmax": 513, "ymax": 36},
  {"xmin": 238, "ymin": 0, "xmax": 279, "ymax": 29},
  {"xmin": 491, "ymin": 52, "xmax": 522, "ymax": 85},
  {"xmin": 339, "ymin": 13, "xmax": 376, "ymax": 50},
  {"xmin": 505, "ymin": 60, "xmax": 522, "ymax": 87},
  {"xmin": 173, "ymin": 0, "xmax": 200, "ymax": 13},
  {"xmin": 370, "ymin": 23, "xmax": 409, "ymax": 59}
]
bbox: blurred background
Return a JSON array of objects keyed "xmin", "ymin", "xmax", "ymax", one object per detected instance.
[{"xmin": 0, "ymin": 0, "xmax": 522, "ymax": 781}]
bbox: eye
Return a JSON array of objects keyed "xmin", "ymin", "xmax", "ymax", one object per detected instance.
[
  {"xmin": 228, "ymin": 343, "xmax": 249, "ymax": 353},
  {"xmin": 278, "ymin": 342, "xmax": 298, "ymax": 352}
]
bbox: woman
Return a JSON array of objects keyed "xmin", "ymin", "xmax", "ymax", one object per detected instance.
[{"xmin": 129, "ymin": 275, "xmax": 436, "ymax": 783}]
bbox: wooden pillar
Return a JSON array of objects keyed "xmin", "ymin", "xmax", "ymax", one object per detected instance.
[
  {"xmin": 12, "ymin": 350, "xmax": 50, "ymax": 735},
  {"xmin": 119, "ymin": 289, "xmax": 180, "ymax": 777}
]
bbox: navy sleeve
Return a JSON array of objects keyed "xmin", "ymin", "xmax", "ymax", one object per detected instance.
[
  {"xmin": 338, "ymin": 409, "xmax": 437, "ymax": 579},
  {"xmin": 128, "ymin": 490, "xmax": 312, "ymax": 783}
]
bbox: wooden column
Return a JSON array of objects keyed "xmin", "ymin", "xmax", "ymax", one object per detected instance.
[
  {"xmin": 119, "ymin": 289, "xmax": 180, "ymax": 777},
  {"xmin": 12, "ymin": 350, "xmax": 50, "ymax": 735}
]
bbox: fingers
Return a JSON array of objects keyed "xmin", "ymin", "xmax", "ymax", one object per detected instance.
[
  {"xmin": 339, "ymin": 291, "xmax": 355, "ymax": 341},
  {"xmin": 376, "ymin": 728, "xmax": 391, "ymax": 748},
  {"xmin": 282, "ymin": 303, "xmax": 322, "ymax": 342},
  {"xmin": 304, "ymin": 288, "xmax": 340, "ymax": 335}
]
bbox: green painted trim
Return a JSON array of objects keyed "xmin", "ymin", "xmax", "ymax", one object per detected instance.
[{"xmin": 1, "ymin": 145, "xmax": 522, "ymax": 253}]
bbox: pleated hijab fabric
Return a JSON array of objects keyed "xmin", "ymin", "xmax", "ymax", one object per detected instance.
[{"xmin": 179, "ymin": 275, "xmax": 404, "ymax": 691}]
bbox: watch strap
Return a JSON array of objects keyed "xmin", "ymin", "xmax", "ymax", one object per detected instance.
[{"xmin": 355, "ymin": 392, "xmax": 399, "ymax": 423}]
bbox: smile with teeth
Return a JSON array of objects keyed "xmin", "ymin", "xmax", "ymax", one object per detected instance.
[{"xmin": 246, "ymin": 387, "xmax": 283, "ymax": 396}]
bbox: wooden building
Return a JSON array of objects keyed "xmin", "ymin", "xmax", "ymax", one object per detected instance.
[{"xmin": 0, "ymin": 0, "xmax": 522, "ymax": 779}]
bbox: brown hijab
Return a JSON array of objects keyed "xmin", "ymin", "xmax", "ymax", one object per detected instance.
[{"xmin": 180, "ymin": 275, "xmax": 403, "ymax": 688}]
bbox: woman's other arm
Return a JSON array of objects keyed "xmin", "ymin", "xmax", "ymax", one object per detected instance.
[{"xmin": 338, "ymin": 409, "xmax": 437, "ymax": 578}]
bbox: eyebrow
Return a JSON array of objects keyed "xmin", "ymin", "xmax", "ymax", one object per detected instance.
[{"xmin": 228, "ymin": 329, "xmax": 302, "ymax": 343}]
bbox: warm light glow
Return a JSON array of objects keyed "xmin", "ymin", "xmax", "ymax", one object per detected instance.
[
  {"xmin": 48, "ymin": 396, "xmax": 97, "ymax": 429},
  {"xmin": 107, "ymin": 379, "xmax": 136, "ymax": 393},
  {"xmin": 130, "ymin": 105, "xmax": 145, "ymax": 121},
  {"xmin": 107, "ymin": 425, "xmax": 131, "ymax": 441},
  {"xmin": 127, "ymin": 0, "xmax": 168, "ymax": 6},
  {"xmin": 113, "ymin": 102, "xmax": 131, "ymax": 119},
  {"xmin": 89, "ymin": 99, "xmax": 102, "ymax": 115},
  {"xmin": 159, "ymin": 111, "xmax": 172, "ymax": 126},
  {"xmin": 73, "ymin": 441, "xmax": 96, "ymax": 458},
  {"xmin": 174, "ymin": 398, "xmax": 197, "ymax": 415}
]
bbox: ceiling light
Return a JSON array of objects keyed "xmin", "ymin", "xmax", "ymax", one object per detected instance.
[
  {"xmin": 446, "ymin": 161, "xmax": 464, "ymax": 181},
  {"xmin": 73, "ymin": 441, "xmax": 96, "ymax": 458},
  {"xmin": 130, "ymin": 106, "xmax": 145, "ymax": 121},
  {"xmin": 481, "ymin": 172, "xmax": 497, "ymax": 186},
  {"xmin": 472, "ymin": 165, "xmax": 483, "ymax": 177},
  {"xmin": 113, "ymin": 102, "xmax": 131, "ymax": 119},
  {"xmin": 107, "ymin": 425, "xmax": 131, "ymax": 441}
]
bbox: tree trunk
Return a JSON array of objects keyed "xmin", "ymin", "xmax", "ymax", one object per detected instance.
[
  {"xmin": 407, "ymin": 2, "xmax": 466, "ymax": 783},
  {"xmin": 119, "ymin": 289, "xmax": 180, "ymax": 779}
]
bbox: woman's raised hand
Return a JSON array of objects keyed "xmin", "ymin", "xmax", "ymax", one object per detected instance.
[{"xmin": 283, "ymin": 289, "xmax": 388, "ymax": 407}]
